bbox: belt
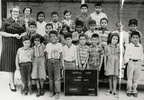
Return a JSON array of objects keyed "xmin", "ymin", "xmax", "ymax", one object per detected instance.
[
  {"xmin": 130, "ymin": 59, "xmax": 140, "ymax": 62},
  {"xmin": 64, "ymin": 60, "xmax": 75, "ymax": 63},
  {"xmin": 48, "ymin": 58, "xmax": 60, "ymax": 60},
  {"xmin": 19, "ymin": 62, "xmax": 32, "ymax": 64}
]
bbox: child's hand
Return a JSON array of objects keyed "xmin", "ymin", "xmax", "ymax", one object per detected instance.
[{"xmin": 16, "ymin": 67, "xmax": 20, "ymax": 70}]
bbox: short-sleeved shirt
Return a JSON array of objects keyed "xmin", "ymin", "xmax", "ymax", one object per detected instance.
[
  {"xmin": 77, "ymin": 44, "xmax": 90, "ymax": 64},
  {"xmin": 17, "ymin": 47, "xmax": 33, "ymax": 63},
  {"xmin": 45, "ymin": 42, "xmax": 63, "ymax": 59},
  {"xmin": 89, "ymin": 45, "xmax": 104, "ymax": 67},
  {"xmin": 62, "ymin": 19, "xmax": 75, "ymax": 31},
  {"xmin": 33, "ymin": 43, "xmax": 46, "ymax": 57},
  {"xmin": 36, "ymin": 21, "xmax": 47, "ymax": 36},
  {"xmin": 49, "ymin": 21, "xmax": 62, "ymax": 32}
]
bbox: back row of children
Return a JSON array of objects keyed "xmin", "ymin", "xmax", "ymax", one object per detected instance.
[{"xmin": 15, "ymin": 2, "xmax": 144, "ymax": 99}]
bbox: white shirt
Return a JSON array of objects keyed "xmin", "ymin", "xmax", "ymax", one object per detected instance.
[
  {"xmin": 49, "ymin": 21, "xmax": 62, "ymax": 32},
  {"xmin": 124, "ymin": 43, "xmax": 144, "ymax": 63},
  {"xmin": 45, "ymin": 43, "xmax": 63, "ymax": 59},
  {"xmin": 36, "ymin": 21, "xmax": 47, "ymax": 36},
  {"xmin": 90, "ymin": 12, "xmax": 107, "ymax": 28},
  {"xmin": 63, "ymin": 44, "xmax": 78, "ymax": 66}
]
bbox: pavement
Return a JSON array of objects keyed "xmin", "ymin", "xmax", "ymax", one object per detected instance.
[{"xmin": 0, "ymin": 72, "xmax": 143, "ymax": 100}]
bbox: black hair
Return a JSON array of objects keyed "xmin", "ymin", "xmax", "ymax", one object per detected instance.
[
  {"xmin": 91, "ymin": 33, "xmax": 99, "ymax": 39},
  {"xmin": 64, "ymin": 32, "xmax": 72, "ymax": 39},
  {"xmin": 49, "ymin": 30, "xmax": 58, "ymax": 37},
  {"xmin": 89, "ymin": 20, "xmax": 96, "ymax": 25},
  {"xmin": 75, "ymin": 21, "xmax": 84, "ymax": 27},
  {"xmin": 116, "ymin": 21, "xmax": 123, "ymax": 27},
  {"xmin": 100, "ymin": 18, "xmax": 108, "ymax": 24},
  {"xmin": 23, "ymin": 6, "xmax": 32, "ymax": 14},
  {"xmin": 22, "ymin": 36, "xmax": 31, "ymax": 42},
  {"xmin": 28, "ymin": 21, "xmax": 37, "ymax": 27},
  {"xmin": 79, "ymin": 34, "xmax": 87, "ymax": 39},
  {"xmin": 31, "ymin": 34, "xmax": 44, "ymax": 44},
  {"xmin": 51, "ymin": 11, "xmax": 58, "ymax": 17},
  {"xmin": 45, "ymin": 23, "xmax": 53, "ymax": 28},
  {"xmin": 37, "ymin": 11, "xmax": 45, "ymax": 21},
  {"xmin": 64, "ymin": 9, "xmax": 71, "ymax": 15},
  {"xmin": 108, "ymin": 33, "xmax": 119, "ymax": 45},
  {"xmin": 80, "ymin": 4, "xmax": 88, "ymax": 9},
  {"xmin": 60, "ymin": 25, "xmax": 70, "ymax": 35},
  {"xmin": 95, "ymin": 2, "xmax": 102, "ymax": 7},
  {"xmin": 128, "ymin": 19, "xmax": 138, "ymax": 26},
  {"xmin": 130, "ymin": 31, "xmax": 140, "ymax": 38}
]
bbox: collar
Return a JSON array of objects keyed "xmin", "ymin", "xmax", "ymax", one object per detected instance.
[
  {"xmin": 21, "ymin": 47, "xmax": 31, "ymax": 50},
  {"xmin": 130, "ymin": 42, "xmax": 140, "ymax": 47},
  {"xmin": 80, "ymin": 13, "xmax": 88, "ymax": 18}
]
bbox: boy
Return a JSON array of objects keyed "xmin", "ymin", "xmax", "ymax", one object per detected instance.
[
  {"xmin": 124, "ymin": 31, "xmax": 144, "ymax": 97},
  {"xmin": 44, "ymin": 30, "xmax": 63, "ymax": 99},
  {"xmin": 90, "ymin": 2, "xmax": 107, "ymax": 29},
  {"xmin": 15, "ymin": 36, "xmax": 33, "ymax": 95},
  {"xmin": 43, "ymin": 23, "xmax": 53, "ymax": 45},
  {"xmin": 72, "ymin": 21, "xmax": 84, "ymax": 45},
  {"xmin": 63, "ymin": 33, "xmax": 78, "ymax": 69},
  {"xmin": 85, "ymin": 20, "xmax": 97, "ymax": 44},
  {"xmin": 50, "ymin": 11, "xmax": 62, "ymax": 33},
  {"xmin": 77, "ymin": 34, "xmax": 89, "ymax": 70},
  {"xmin": 75, "ymin": 4, "xmax": 92, "ymax": 32}
]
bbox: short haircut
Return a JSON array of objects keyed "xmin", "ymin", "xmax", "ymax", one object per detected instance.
[
  {"xmin": 75, "ymin": 21, "xmax": 84, "ymax": 27},
  {"xmin": 116, "ymin": 21, "xmax": 123, "ymax": 27},
  {"xmin": 89, "ymin": 20, "xmax": 96, "ymax": 25},
  {"xmin": 64, "ymin": 9, "xmax": 71, "ymax": 15},
  {"xmin": 79, "ymin": 34, "xmax": 87, "ymax": 39},
  {"xmin": 28, "ymin": 21, "xmax": 37, "ymax": 27},
  {"xmin": 49, "ymin": 30, "xmax": 58, "ymax": 37},
  {"xmin": 31, "ymin": 34, "xmax": 44, "ymax": 43},
  {"xmin": 37, "ymin": 11, "xmax": 45, "ymax": 21},
  {"xmin": 22, "ymin": 36, "xmax": 30, "ymax": 42},
  {"xmin": 23, "ymin": 6, "xmax": 32, "ymax": 14},
  {"xmin": 108, "ymin": 33, "xmax": 119, "ymax": 44},
  {"xmin": 95, "ymin": 2, "xmax": 102, "ymax": 7},
  {"xmin": 45, "ymin": 23, "xmax": 53, "ymax": 28},
  {"xmin": 64, "ymin": 32, "xmax": 72, "ymax": 39},
  {"xmin": 128, "ymin": 19, "xmax": 138, "ymax": 26},
  {"xmin": 60, "ymin": 25, "xmax": 70, "ymax": 35},
  {"xmin": 91, "ymin": 34, "xmax": 99, "ymax": 38},
  {"xmin": 80, "ymin": 4, "xmax": 88, "ymax": 9},
  {"xmin": 51, "ymin": 11, "xmax": 58, "ymax": 16},
  {"xmin": 100, "ymin": 18, "xmax": 108, "ymax": 24},
  {"xmin": 130, "ymin": 31, "xmax": 140, "ymax": 38}
]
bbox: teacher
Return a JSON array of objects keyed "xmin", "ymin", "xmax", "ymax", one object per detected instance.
[{"xmin": 0, "ymin": 6, "xmax": 26, "ymax": 91}]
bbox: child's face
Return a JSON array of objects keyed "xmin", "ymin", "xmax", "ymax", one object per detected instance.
[
  {"xmin": 29, "ymin": 25, "xmax": 36, "ymax": 33},
  {"xmin": 76, "ymin": 25, "xmax": 83, "ymax": 33},
  {"xmin": 24, "ymin": 8, "xmax": 31, "ymax": 16},
  {"xmin": 66, "ymin": 37, "xmax": 72, "ymax": 45},
  {"xmin": 111, "ymin": 36, "xmax": 118, "ymax": 45},
  {"xmin": 23, "ymin": 40, "xmax": 31, "ymax": 49},
  {"xmin": 65, "ymin": 12, "xmax": 71, "ymax": 20},
  {"xmin": 38, "ymin": 14, "xmax": 45, "ymax": 22},
  {"xmin": 52, "ymin": 14, "xmax": 58, "ymax": 22},
  {"xmin": 101, "ymin": 20, "xmax": 108, "ymax": 28},
  {"xmin": 131, "ymin": 35, "xmax": 139, "ymax": 44},
  {"xmin": 116, "ymin": 22, "xmax": 123, "ymax": 31},
  {"xmin": 50, "ymin": 34, "xmax": 58, "ymax": 43},
  {"xmin": 34, "ymin": 38, "xmax": 40, "ymax": 46},
  {"xmin": 129, "ymin": 24, "xmax": 137, "ymax": 31},
  {"xmin": 79, "ymin": 36, "xmax": 86, "ymax": 45},
  {"xmin": 95, "ymin": 6, "xmax": 102, "ymax": 14},
  {"xmin": 89, "ymin": 24, "xmax": 96, "ymax": 31},
  {"xmin": 81, "ymin": 7, "xmax": 88, "ymax": 14},
  {"xmin": 45, "ymin": 26, "xmax": 53, "ymax": 34},
  {"xmin": 62, "ymin": 27, "xmax": 68, "ymax": 34},
  {"xmin": 91, "ymin": 37, "xmax": 99, "ymax": 45}
]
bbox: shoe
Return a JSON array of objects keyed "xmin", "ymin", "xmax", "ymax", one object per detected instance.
[
  {"xmin": 9, "ymin": 84, "xmax": 16, "ymax": 92},
  {"xmin": 55, "ymin": 93, "xmax": 59, "ymax": 99},
  {"xmin": 22, "ymin": 93, "xmax": 28, "ymax": 96},
  {"xmin": 126, "ymin": 93, "xmax": 131, "ymax": 97},
  {"xmin": 105, "ymin": 90, "xmax": 112, "ymax": 95},
  {"xmin": 40, "ymin": 88, "xmax": 44, "ymax": 96},
  {"xmin": 113, "ymin": 92, "xmax": 119, "ymax": 98},
  {"xmin": 36, "ymin": 88, "xmax": 41, "ymax": 97},
  {"xmin": 49, "ymin": 92, "xmax": 54, "ymax": 97},
  {"xmin": 132, "ymin": 93, "xmax": 138, "ymax": 98}
]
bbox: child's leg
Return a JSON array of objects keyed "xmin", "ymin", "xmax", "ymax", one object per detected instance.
[
  {"xmin": 36, "ymin": 79, "xmax": 40, "ymax": 97},
  {"xmin": 112, "ymin": 75, "xmax": 118, "ymax": 93},
  {"xmin": 27, "ymin": 63, "xmax": 32, "ymax": 94},
  {"xmin": 109, "ymin": 75, "xmax": 113, "ymax": 91},
  {"xmin": 40, "ymin": 79, "xmax": 44, "ymax": 95}
]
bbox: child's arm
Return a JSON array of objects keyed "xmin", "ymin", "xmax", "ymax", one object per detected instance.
[
  {"xmin": 77, "ymin": 48, "xmax": 82, "ymax": 70},
  {"xmin": 15, "ymin": 49, "xmax": 20, "ymax": 70},
  {"xmin": 60, "ymin": 52, "xmax": 63, "ymax": 69},
  {"xmin": 99, "ymin": 55, "xmax": 103, "ymax": 71},
  {"xmin": 83, "ymin": 53, "xmax": 89, "ymax": 70},
  {"xmin": 75, "ymin": 47, "xmax": 79, "ymax": 69}
]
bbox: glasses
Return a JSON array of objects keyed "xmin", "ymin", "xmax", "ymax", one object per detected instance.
[{"xmin": 12, "ymin": 10, "xmax": 19, "ymax": 13}]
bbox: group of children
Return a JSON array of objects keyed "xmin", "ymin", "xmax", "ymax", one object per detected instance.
[{"xmin": 14, "ymin": 2, "xmax": 144, "ymax": 99}]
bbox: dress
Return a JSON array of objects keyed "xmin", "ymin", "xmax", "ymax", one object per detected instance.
[
  {"xmin": 0, "ymin": 17, "xmax": 26, "ymax": 72},
  {"xmin": 104, "ymin": 44, "xmax": 119, "ymax": 76}
]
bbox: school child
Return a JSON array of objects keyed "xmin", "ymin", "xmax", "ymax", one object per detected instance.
[
  {"xmin": 31, "ymin": 34, "xmax": 46, "ymax": 97},
  {"xmin": 36, "ymin": 11, "xmax": 47, "ymax": 37},
  {"xmin": 75, "ymin": 4, "xmax": 91, "ymax": 32},
  {"xmin": 43, "ymin": 23, "xmax": 53, "ymax": 45},
  {"xmin": 62, "ymin": 9, "xmax": 75, "ymax": 32},
  {"xmin": 44, "ymin": 30, "xmax": 63, "ymax": 99},
  {"xmin": 105, "ymin": 33, "xmax": 119, "ymax": 98},
  {"xmin": 72, "ymin": 21, "xmax": 84, "ymax": 45},
  {"xmin": 88, "ymin": 34, "xmax": 103, "ymax": 70},
  {"xmin": 59, "ymin": 25, "xmax": 70, "ymax": 46},
  {"xmin": 15, "ymin": 36, "xmax": 33, "ymax": 95},
  {"xmin": 90, "ymin": 2, "xmax": 107, "ymax": 29},
  {"xmin": 85, "ymin": 20, "xmax": 97, "ymax": 44},
  {"xmin": 63, "ymin": 33, "xmax": 78, "ymax": 69},
  {"xmin": 27, "ymin": 21, "xmax": 37, "ymax": 39},
  {"xmin": 50, "ymin": 11, "xmax": 62, "ymax": 33},
  {"xmin": 124, "ymin": 31, "xmax": 144, "ymax": 98},
  {"xmin": 77, "ymin": 34, "xmax": 89, "ymax": 70}
]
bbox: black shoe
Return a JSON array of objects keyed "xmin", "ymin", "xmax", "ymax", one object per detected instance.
[
  {"xmin": 132, "ymin": 93, "xmax": 138, "ymax": 98},
  {"xmin": 9, "ymin": 84, "xmax": 16, "ymax": 92},
  {"xmin": 36, "ymin": 88, "xmax": 41, "ymax": 97},
  {"xmin": 126, "ymin": 93, "xmax": 131, "ymax": 97},
  {"xmin": 40, "ymin": 89, "xmax": 44, "ymax": 96}
]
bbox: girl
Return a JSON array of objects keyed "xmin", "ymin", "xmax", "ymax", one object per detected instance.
[
  {"xmin": 59, "ymin": 25, "xmax": 70, "ymax": 45},
  {"xmin": 105, "ymin": 33, "xmax": 119, "ymax": 98},
  {"xmin": 31, "ymin": 34, "xmax": 46, "ymax": 97},
  {"xmin": 36, "ymin": 11, "xmax": 47, "ymax": 37},
  {"xmin": 62, "ymin": 9, "xmax": 75, "ymax": 32}
]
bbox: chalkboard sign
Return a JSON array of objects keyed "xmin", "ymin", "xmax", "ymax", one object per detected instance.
[{"xmin": 64, "ymin": 69, "xmax": 97, "ymax": 96}]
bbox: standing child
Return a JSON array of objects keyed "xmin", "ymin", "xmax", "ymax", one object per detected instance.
[
  {"xmin": 63, "ymin": 33, "xmax": 78, "ymax": 69},
  {"xmin": 27, "ymin": 21, "xmax": 37, "ymax": 39},
  {"xmin": 77, "ymin": 34, "xmax": 89, "ymax": 70},
  {"xmin": 15, "ymin": 36, "xmax": 33, "ymax": 95},
  {"xmin": 31, "ymin": 34, "xmax": 46, "ymax": 97},
  {"xmin": 124, "ymin": 31, "xmax": 144, "ymax": 98},
  {"xmin": 105, "ymin": 33, "xmax": 119, "ymax": 98},
  {"xmin": 90, "ymin": 2, "xmax": 107, "ymax": 29},
  {"xmin": 45, "ymin": 30, "xmax": 63, "ymax": 99},
  {"xmin": 36, "ymin": 11, "xmax": 47, "ymax": 37}
]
